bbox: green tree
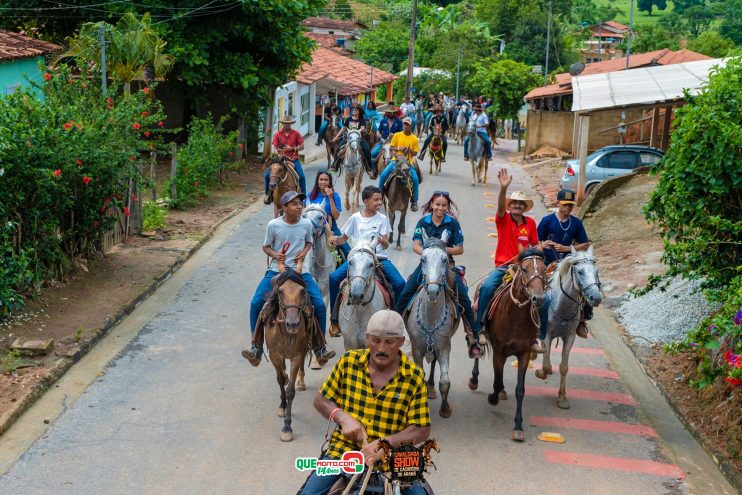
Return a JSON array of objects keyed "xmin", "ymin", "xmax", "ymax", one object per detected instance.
[
  {"xmin": 332, "ymin": 0, "xmax": 354, "ymax": 21},
  {"xmin": 630, "ymin": 25, "xmax": 680, "ymax": 52},
  {"xmin": 470, "ymin": 59, "xmax": 541, "ymax": 118},
  {"xmin": 637, "ymin": 0, "xmax": 668, "ymax": 16},
  {"xmin": 644, "ymin": 57, "xmax": 742, "ymax": 289},
  {"xmin": 717, "ymin": 0, "xmax": 742, "ymax": 44},
  {"xmin": 657, "ymin": 13, "xmax": 688, "ymax": 39},
  {"xmin": 570, "ymin": 0, "xmax": 621, "ymax": 25},
  {"xmin": 672, "ymin": 0, "xmax": 703, "ymax": 14},
  {"xmin": 684, "ymin": 5, "xmax": 715, "ymax": 37},
  {"xmin": 687, "ymin": 30, "xmax": 736, "ymax": 57},
  {"xmin": 355, "ymin": 21, "xmax": 410, "ymax": 72}
]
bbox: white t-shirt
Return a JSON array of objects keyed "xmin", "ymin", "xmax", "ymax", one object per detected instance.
[
  {"xmin": 400, "ymin": 102, "xmax": 416, "ymax": 116},
  {"xmin": 474, "ymin": 112, "xmax": 489, "ymax": 132},
  {"xmin": 263, "ymin": 216, "xmax": 312, "ymax": 274},
  {"xmin": 341, "ymin": 212, "xmax": 392, "ymax": 260}
]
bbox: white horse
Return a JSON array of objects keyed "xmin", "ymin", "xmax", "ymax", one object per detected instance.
[
  {"xmin": 302, "ymin": 201, "xmax": 335, "ymax": 303},
  {"xmin": 466, "ymin": 119, "xmax": 487, "ymax": 185},
  {"xmin": 535, "ymin": 247, "xmax": 604, "ymax": 409},
  {"xmin": 454, "ymin": 104, "xmax": 468, "ymax": 145},
  {"xmin": 342, "ymin": 130, "xmax": 365, "ymax": 210}
]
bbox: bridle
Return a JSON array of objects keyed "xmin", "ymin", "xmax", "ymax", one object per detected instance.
[
  {"xmin": 510, "ymin": 255, "xmax": 547, "ymax": 308},
  {"xmin": 559, "ymin": 257, "xmax": 602, "ymax": 306},
  {"xmin": 269, "ymin": 157, "xmax": 292, "ymax": 188},
  {"xmin": 421, "ymin": 246, "xmax": 449, "ymax": 292},
  {"xmin": 346, "ymin": 246, "xmax": 378, "ymax": 306},
  {"xmin": 275, "ymin": 285, "xmax": 310, "ymax": 336}
]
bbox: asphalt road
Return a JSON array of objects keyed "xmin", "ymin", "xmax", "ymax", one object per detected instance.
[{"xmin": 0, "ymin": 139, "xmax": 735, "ymax": 495}]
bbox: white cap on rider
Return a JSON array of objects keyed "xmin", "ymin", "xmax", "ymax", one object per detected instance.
[
  {"xmin": 402, "ymin": 117, "xmax": 413, "ymax": 125},
  {"xmin": 366, "ymin": 310, "xmax": 406, "ymax": 338}
]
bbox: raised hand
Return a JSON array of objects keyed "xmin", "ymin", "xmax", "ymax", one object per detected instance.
[{"xmin": 498, "ymin": 168, "xmax": 513, "ymax": 188}]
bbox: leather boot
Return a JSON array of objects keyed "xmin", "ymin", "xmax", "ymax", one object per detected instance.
[
  {"xmin": 576, "ymin": 321, "xmax": 589, "ymax": 338},
  {"xmin": 410, "ymin": 199, "xmax": 418, "ymax": 212},
  {"xmin": 329, "ymin": 320, "xmax": 341, "ymax": 337},
  {"xmin": 263, "ymin": 193, "xmax": 273, "ymax": 205},
  {"xmin": 313, "ymin": 345, "xmax": 337, "ymax": 367},
  {"xmin": 241, "ymin": 344, "xmax": 263, "ymax": 367}
]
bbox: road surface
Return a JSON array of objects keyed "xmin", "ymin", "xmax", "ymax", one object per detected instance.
[{"xmin": 0, "ymin": 139, "xmax": 735, "ymax": 495}]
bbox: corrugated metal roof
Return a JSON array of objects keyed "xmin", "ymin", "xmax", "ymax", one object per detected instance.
[{"xmin": 571, "ymin": 58, "xmax": 726, "ymax": 113}]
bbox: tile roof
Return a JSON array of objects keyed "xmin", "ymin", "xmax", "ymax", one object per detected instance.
[
  {"xmin": 604, "ymin": 21, "xmax": 629, "ymax": 31},
  {"xmin": 0, "ymin": 29, "xmax": 60, "ymax": 62},
  {"xmin": 296, "ymin": 47, "xmax": 396, "ymax": 96},
  {"xmin": 525, "ymin": 48, "xmax": 711, "ymax": 100},
  {"xmin": 301, "ymin": 17, "xmax": 366, "ymax": 31}
]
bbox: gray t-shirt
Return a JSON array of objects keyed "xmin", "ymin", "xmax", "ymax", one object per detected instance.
[{"xmin": 263, "ymin": 216, "xmax": 312, "ymax": 274}]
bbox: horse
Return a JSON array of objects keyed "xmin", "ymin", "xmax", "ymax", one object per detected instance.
[
  {"xmin": 535, "ymin": 247, "xmax": 603, "ymax": 409},
  {"xmin": 444, "ymin": 100, "xmax": 455, "ymax": 134},
  {"xmin": 466, "ymin": 120, "xmax": 488, "ymax": 185},
  {"xmin": 414, "ymin": 105, "xmax": 425, "ymax": 137},
  {"xmin": 487, "ymin": 117, "xmax": 499, "ymax": 146},
  {"xmin": 262, "ymin": 266, "xmax": 313, "ymax": 442},
  {"xmin": 454, "ymin": 104, "xmax": 468, "ymax": 145},
  {"xmin": 382, "ymin": 156, "xmax": 412, "ymax": 249},
  {"xmin": 406, "ymin": 232, "xmax": 459, "ymax": 418},
  {"xmin": 323, "ymin": 115, "xmax": 340, "ymax": 167},
  {"xmin": 302, "ymin": 201, "xmax": 336, "ymax": 304},
  {"xmin": 337, "ymin": 238, "xmax": 390, "ymax": 350},
  {"xmin": 469, "ymin": 249, "xmax": 547, "ymax": 442},
  {"xmin": 265, "ymin": 154, "xmax": 300, "ymax": 217},
  {"xmin": 428, "ymin": 124, "xmax": 444, "ymax": 176},
  {"xmin": 373, "ymin": 137, "xmax": 392, "ymax": 176},
  {"xmin": 341, "ymin": 130, "xmax": 365, "ymax": 210},
  {"xmin": 362, "ymin": 119, "xmax": 377, "ymax": 166}
]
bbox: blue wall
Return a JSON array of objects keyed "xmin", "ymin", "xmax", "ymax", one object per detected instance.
[{"xmin": 0, "ymin": 56, "xmax": 44, "ymax": 98}]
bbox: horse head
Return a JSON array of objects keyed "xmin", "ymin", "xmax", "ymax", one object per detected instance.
[
  {"xmin": 347, "ymin": 130, "xmax": 361, "ymax": 151},
  {"xmin": 301, "ymin": 201, "xmax": 328, "ymax": 239},
  {"xmin": 346, "ymin": 238, "xmax": 378, "ymax": 305},
  {"xmin": 466, "ymin": 118, "xmax": 477, "ymax": 135},
  {"xmin": 268, "ymin": 269, "xmax": 308, "ymax": 334},
  {"xmin": 517, "ymin": 248, "xmax": 547, "ymax": 308},
  {"xmin": 421, "ymin": 230, "xmax": 450, "ymax": 301},
  {"xmin": 568, "ymin": 246, "xmax": 603, "ymax": 307},
  {"xmin": 266, "ymin": 155, "xmax": 289, "ymax": 191}
]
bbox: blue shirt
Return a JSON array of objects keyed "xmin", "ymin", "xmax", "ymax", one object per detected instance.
[
  {"xmin": 379, "ymin": 117, "xmax": 403, "ymax": 139},
  {"xmin": 307, "ymin": 192, "xmax": 342, "ymax": 228},
  {"xmin": 413, "ymin": 214, "xmax": 464, "ymax": 262},
  {"xmin": 537, "ymin": 213, "xmax": 589, "ymax": 265}
]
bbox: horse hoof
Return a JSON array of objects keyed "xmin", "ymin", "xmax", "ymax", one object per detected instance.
[
  {"xmin": 281, "ymin": 431, "xmax": 293, "ymax": 442},
  {"xmin": 468, "ymin": 379, "xmax": 478, "ymax": 391},
  {"xmin": 277, "ymin": 408, "xmax": 286, "ymax": 418},
  {"xmin": 499, "ymin": 390, "xmax": 507, "ymax": 401},
  {"xmin": 511, "ymin": 430, "xmax": 526, "ymax": 442},
  {"xmin": 427, "ymin": 388, "xmax": 437, "ymax": 400},
  {"xmin": 471, "ymin": 182, "xmax": 476, "ymax": 186},
  {"xmin": 439, "ymin": 404, "xmax": 453, "ymax": 418},
  {"xmin": 395, "ymin": 245, "xmax": 401, "ymax": 251},
  {"xmin": 557, "ymin": 398, "xmax": 571, "ymax": 410},
  {"xmin": 488, "ymin": 393, "xmax": 499, "ymax": 406},
  {"xmin": 296, "ymin": 381, "xmax": 307, "ymax": 392},
  {"xmin": 535, "ymin": 369, "xmax": 547, "ymax": 380}
]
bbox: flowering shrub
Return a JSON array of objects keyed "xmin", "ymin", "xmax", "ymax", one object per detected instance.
[
  {"xmin": 168, "ymin": 116, "xmax": 238, "ymax": 208},
  {"xmin": 0, "ymin": 64, "xmax": 166, "ymax": 316},
  {"xmin": 142, "ymin": 201, "xmax": 167, "ymax": 231}
]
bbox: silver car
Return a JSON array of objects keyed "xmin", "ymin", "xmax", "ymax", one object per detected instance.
[{"xmin": 560, "ymin": 145, "xmax": 664, "ymax": 195}]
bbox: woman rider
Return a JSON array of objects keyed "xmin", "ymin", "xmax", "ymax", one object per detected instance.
[
  {"xmin": 306, "ymin": 170, "xmax": 350, "ymax": 258},
  {"xmin": 331, "ymin": 106, "xmax": 373, "ymax": 174},
  {"xmin": 365, "ymin": 100, "xmax": 380, "ymax": 133},
  {"xmin": 395, "ymin": 191, "xmax": 484, "ymax": 357}
]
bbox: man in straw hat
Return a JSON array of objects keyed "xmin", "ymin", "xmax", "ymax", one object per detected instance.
[
  {"xmin": 463, "ymin": 103, "xmax": 493, "ymax": 162},
  {"xmin": 299, "ymin": 310, "xmax": 430, "ymax": 495},
  {"xmin": 473, "ymin": 168, "xmax": 545, "ymax": 353},
  {"xmin": 418, "ymin": 104, "xmax": 449, "ymax": 162},
  {"xmin": 264, "ymin": 115, "xmax": 307, "ymax": 204}
]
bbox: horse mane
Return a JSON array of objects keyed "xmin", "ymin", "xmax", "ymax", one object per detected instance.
[
  {"xmin": 423, "ymin": 237, "xmax": 447, "ymax": 251},
  {"xmin": 265, "ymin": 269, "xmax": 306, "ymax": 315},
  {"xmin": 553, "ymin": 250, "xmax": 597, "ymax": 287},
  {"xmin": 348, "ymin": 240, "xmax": 377, "ymax": 260},
  {"xmin": 518, "ymin": 248, "xmax": 543, "ymax": 261}
]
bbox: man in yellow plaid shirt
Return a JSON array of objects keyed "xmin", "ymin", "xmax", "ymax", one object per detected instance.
[
  {"xmin": 378, "ymin": 117, "xmax": 421, "ymax": 212},
  {"xmin": 299, "ymin": 310, "xmax": 431, "ymax": 495}
]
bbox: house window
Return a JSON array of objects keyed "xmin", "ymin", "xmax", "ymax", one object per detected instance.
[
  {"xmin": 5, "ymin": 83, "xmax": 21, "ymax": 95},
  {"xmin": 288, "ymin": 92, "xmax": 295, "ymax": 119},
  {"xmin": 300, "ymin": 92, "xmax": 310, "ymax": 126}
]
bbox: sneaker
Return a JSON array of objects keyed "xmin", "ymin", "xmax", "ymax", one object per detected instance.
[
  {"xmin": 410, "ymin": 200, "xmax": 418, "ymax": 212},
  {"xmin": 263, "ymin": 193, "xmax": 273, "ymax": 205},
  {"xmin": 531, "ymin": 339, "xmax": 546, "ymax": 354},
  {"xmin": 463, "ymin": 155, "xmax": 469, "ymax": 161},
  {"xmin": 329, "ymin": 320, "xmax": 341, "ymax": 337},
  {"xmin": 576, "ymin": 322, "xmax": 588, "ymax": 338},
  {"xmin": 314, "ymin": 346, "xmax": 337, "ymax": 366},
  {"xmin": 241, "ymin": 345, "xmax": 263, "ymax": 367},
  {"xmin": 441, "ymin": 157, "xmax": 446, "ymax": 162},
  {"xmin": 418, "ymin": 152, "xmax": 426, "ymax": 160}
]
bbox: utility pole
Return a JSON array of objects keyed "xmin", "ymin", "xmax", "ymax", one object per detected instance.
[
  {"xmin": 598, "ymin": 23, "xmax": 603, "ymax": 62},
  {"xmin": 544, "ymin": 0, "xmax": 552, "ymax": 85},
  {"xmin": 626, "ymin": 0, "xmax": 635, "ymax": 69},
  {"xmin": 455, "ymin": 48, "xmax": 461, "ymax": 99},
  {"xmin": 99, "ymin": 25, "xmax": 107, "ymax": 96},
  {"xmin": 405, "ymin": 0, "xmax": 418, "ymax": 99},
  {"xmin": 370, "ymin": 65, "xmax": 374, "ymax": 99}
]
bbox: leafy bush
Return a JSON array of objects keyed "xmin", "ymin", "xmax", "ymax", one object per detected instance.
[
  {"xmin": 168, "ymin": 116, "xmax": 238, "ymax": 209},
  {"xmin": 142, "ymin": 201, "xmax": 167, "ymax": 231},
  {"xmin": 0, "ymin": 222, "xmax": 33, "ymax": 316}
]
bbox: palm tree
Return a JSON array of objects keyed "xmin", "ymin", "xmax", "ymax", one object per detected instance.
[{"xmin": 53, "ymin": 12, "xmax": 174, "ymax": 95}]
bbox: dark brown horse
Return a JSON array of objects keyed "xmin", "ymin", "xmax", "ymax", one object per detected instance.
[
  {"xmin": 428, "ymin": 124, "xmax": 444, "ymax": 176},
  {"xmin": 323, "ymin": 115, "xmax": 340, "ymax": 167},
  {"xmin": 265, "ymin": 154, "xmax": 300, "ymax": 217},
  {"xmin": 469, "ymin": 249, "xmax": 547, "ymax": 441},
  {"xmin": 382, "ymin": 156, "xmax": 412, "ymax": 249}
]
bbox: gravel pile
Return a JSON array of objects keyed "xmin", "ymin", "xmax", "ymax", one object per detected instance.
[{"xmin": 615, "ymin": 277, "xmax": 712, "ymax": 344}]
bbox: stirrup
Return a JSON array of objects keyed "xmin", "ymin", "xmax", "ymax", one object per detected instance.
[
  {"xmin": 531, "ymin": 339, "xmax": 546, "ymax": 354},
  {"xmin": 576, "ymin": 322, "xmax": 588, "ymax": 338},
  {"xmin": 263, "ymin": 193, "xmax": 272, "ymax": 205},
  {"xmin": 477, "ymin": 333, "xmax": 487, "ymax": 346},
  {"xmin": 466, "ymin": 335, "xmax": 482, "ymax": 359},
  {"xmin": 329, "ymin": 320, "xmax": 341, "ymax": 337},
  {"xmin": 314, "ymin": 346, "xmax": 336, "ymax": 366}
]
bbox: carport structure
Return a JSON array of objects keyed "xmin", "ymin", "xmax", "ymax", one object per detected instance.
[{"xmin": 571, "ymin": 58, "xmax": 726, "ymax": 203}]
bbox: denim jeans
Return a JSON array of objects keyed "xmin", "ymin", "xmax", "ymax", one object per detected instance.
[
  {"xmin": 475, "ymin": 266, "xmax": 507, "ymax": 333},
  {"xmin": 371, "ymin": 141, "xmax": 383, "ymax": 160},
  {"xmin": 463, "ymin": 131, "xmax": 492, "ymax": 159},
  {"xmin": 318, "ymin": 119, "xmax": 342, "ymax": 142},
  {"xmin": 329, "ymin": 259, "xmax": 405, "ymax": 316},
  {"xmin": 264, "ymin": 159, "xmax": 307, "ymax": 195},
  {"xmin": 299, "ymin": 462, "xmax": 426, "ymax": 495},
  {"xmin": 249, "ymin": 271, "xmax": 326, "ymax": 333},
  {"xmin": 378, "ymin": 162, "xmax": 419, "ymax": 202}
]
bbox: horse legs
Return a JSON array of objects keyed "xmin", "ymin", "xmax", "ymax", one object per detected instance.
[
  {"xmin": 296, "ymin": 360, "xmax": 306, "ymax": 391},
  {"xmin": 488, "ymin": 352, "xmax": 506, "ymax": 405},
  {"xmin": 276, "ymin": 363, "xmax": 288, "ymax": 418},
  {"xmin": 468, "ymin": 357, "xmax": 479, "ymax": 391},
  {"xmin": 482, "ymin": 158, "xmax": 489, "ymax": 184},
  {"xmin": 427, "ymin": 357, "xmax": 437, "ymax": 400},
  {"xmin": 396, "ymin": 209, "xmax": 406, "ymax": 249},
  {"xmin": 558, "ymin": 333, "xmax": 577, "ymax": 410},
  {"xmin": 512, "ymin": 351, "xmax": 530, "ymax": 442},
  {"xmin": 344, "ymin": 187, "xmax": 351, "ymax": 211},
  {"xmin": 470, "ymin": 160, "xmax": 476, "ymax": 186},
  {"xmin": 281, "ymin": 356, "xmax": 303, "ymax": 442},
  {"xmin": 429, "ymin": 158, "xmax": 433, "ymax": 175},
  {"xmin": 535, "ymin": 333, "xmax": 553, "ymax": 380},
  {"xmin": 388, "ymin": 210, "xmax": 396, "ymax": 245},
  {"xmin": 438, "ymin": 352, "xmax": 453, "ymax": 418}
]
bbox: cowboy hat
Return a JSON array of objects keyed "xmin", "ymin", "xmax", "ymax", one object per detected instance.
[
  {"xmin": 473, "ymin": 103, "xmax": 483, "ymax": 111},
  {"xmin": 506, "ymin": 191, "xmax": 533, "ymax": 212},
  {"xmin": 385, "ymin": 104, "xmax": 398, "ymax": 113},
  {"xmin": 279, "ymin": 115, "xmax": 296, "ymax": 124}
]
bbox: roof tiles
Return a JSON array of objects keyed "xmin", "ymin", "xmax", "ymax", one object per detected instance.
[
  {"xmin": 296, "ymin": 47, "xmax": 396, "ymax": 96},
  {"xmin": 0, "ymin": 29, "xmax": 60, "ymax": 62}
]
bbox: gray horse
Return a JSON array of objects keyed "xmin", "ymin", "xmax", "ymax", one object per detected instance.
[
  {"xmin": 535, "ymin": 247, "xmax": 603, "ymax": 409},
  {"xmin": 338, "ymin": 238, "xmax": 390, "ymax": 350},
  {"xmin": 467, "ymin": 119, "xmax": 487, "ymax": 185},
  {"xmin": 342, "ymin": 130, "xmax": 365, "ymax": 210},
  {"xmin": 302, "ymin": 201, "xmax": 335, "ymax": 303},
  {"xmin": 405, "ymin": 231, "xmax": 458, "ymax": 418},
  {"xmin": 454, "ymin": 104, "xmax": 468, "ymax": 144}
]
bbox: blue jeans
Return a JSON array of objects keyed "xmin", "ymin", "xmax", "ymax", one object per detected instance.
[
  {"xmin": 379, "ymin": 162, "xmax": 419, "ymax": 202},
  {"xmin": 264, "ymin": 159, "xmax": 307, "ymax": 195},
  {"xmin": 475, "ymin": 266, "xmax": 507, "ymax": 333},
  {"xmin": 318, "ymin": 119, "xmax": 341, "ymax": 142},
  {"xmin": 300, "ymin": 462, "xmax": 426, "ymax": 495},
  {"xmin": 329, "ymin": 259, "xmax": 405, "ymax": 316},
  {"xmin": 330, "ymin": 223, "xmax": 350, "ymax": 258},
  {"xmin": 371, "ymin": 141, "xmax": 383, "ymax": 160},
  {"xmin": 424, "ymin": 111, "xmax": 433, "ymax": 129},
  {"xmin": 249, "ymin": 271, "xmax": 326, "ymax": 333},
  {"xmin": 464, "ymin": 131, "xmax": 492, "ymax": 159}
]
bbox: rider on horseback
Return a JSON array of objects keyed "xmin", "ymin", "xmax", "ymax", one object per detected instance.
[
  {"xmin": 373, "ymin": 103, "xmax": 403, "ymax": 160},
  {"xmin": 299, "ymin": 310, "xmax": 431, "ymax": 495},
  {"xmin": 328, "ymin": 186, "xmax": 406, "ymax": 336},
  {"xmin": 316, "ymin": 99, "xmax": 342, "ymax": 146},
  {"xmin": 242, "ymin": 191, "xmax": 336, "ymax": 367},
  {"xmin": 418, "ymin": 105, "xmax": 449, "ymax": 162},
  {"xmin": 331, "ymin": 106, "xmax": 374, "ymax": 175},
  {"xmin": 463, "ymin": 104, "xmax": 493, "ymax": 162},
  {"xmin": 395, "ymin": 191, "xmax": 483, "ymax": 357},
  {"xmin": 378, "ymin": 117, "xmax": 421, "ymax": 212},
  {"xmin": 264, "ymin": 115, "xmax": 307, "ymax": 204}
]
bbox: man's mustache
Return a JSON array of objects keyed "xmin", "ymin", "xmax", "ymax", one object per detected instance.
[{"xmin": 374, "ymin": 352, "xmax": 389, "ymax": 358}]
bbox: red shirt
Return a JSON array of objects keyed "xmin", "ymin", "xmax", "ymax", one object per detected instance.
[
  {"xmin": 494, "ymin": 213, "xmax": 539, "ymax": 266},
  {"xmin": 272, "ymin": 129, "xmax": 303, "ymax": 161}
]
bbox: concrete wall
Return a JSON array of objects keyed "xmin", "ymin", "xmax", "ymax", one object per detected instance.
[
  {"xmin": 525, "ymin": 110, "xmax": 574, "ymax": 155},
  {"xmin": 583, "ymin": 107, "xmax": 648, "ymax": 154},
  {"xmin": 0, "ymin": 56, "xmax": 44, "ymax": 98}
]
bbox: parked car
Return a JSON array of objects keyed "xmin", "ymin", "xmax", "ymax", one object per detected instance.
[{"xmin": 560, "ymin": 145, "xmax": 664, "ymax": 196}]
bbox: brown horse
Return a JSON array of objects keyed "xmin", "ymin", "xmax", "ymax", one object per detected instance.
[
  {"xmin": 263, "ymin": 266, "xmax": 312, "ymax": 442},
  {"xmin": 323, "ymin": 115, "xmax": 340, "ymax": 167},
  {"xmin": 382, "ymin": 156, "xmax": 413, "ymax": 249},
  {"xmin": 428, "ymin": 124, "xmax": 444, "ymax": 176},
  {"xmin": 469, "ymin": 249, "xmax": 547, "ymax": 442},
  {"xmin": 265, "ymin": 155, "xmax": 300, "ymax": 217}
]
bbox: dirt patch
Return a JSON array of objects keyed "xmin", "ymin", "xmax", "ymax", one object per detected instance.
[{"xmin": 0, "ymin": 164, "xmax": 264, "ymax": 433}]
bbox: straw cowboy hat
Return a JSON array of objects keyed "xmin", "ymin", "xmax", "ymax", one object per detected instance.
[
  {"xmin": 279, "ymin": 115, "xmax": 296, "ymax": 124},
  {"xmin": 507, "ymin": 191, "xmax": 533, "ymax": 212}
]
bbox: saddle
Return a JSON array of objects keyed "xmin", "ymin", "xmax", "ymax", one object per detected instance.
[
  {"xmin": 471, "ymin": 265, "xmax": 518, "ymax": 322},
  {"xmin": 251, "ymin": 299, "xmax": 324, "ymax": 353},
  {"xmin": 403, "ymin": 266, "xmax": 461, "ymax": 317},
  {"xmin": 383, "ymin": 164, "xmax": 413, "ymax": 196},
  {"xmin": 283, "ymin": 159, "xmax": 301, "ymax": 188}
]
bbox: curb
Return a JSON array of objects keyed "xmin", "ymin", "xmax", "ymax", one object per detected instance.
[{"xmin": 0, "ymin": 205, "xmax": 249, "ymax": 437}]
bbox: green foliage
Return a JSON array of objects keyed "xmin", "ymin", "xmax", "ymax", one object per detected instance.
[
  {"xmin": 657, "ymin": 12, "xmax": 688, "ymax": 38},
  {"xmin": 717, "ymin": 0, "xmax": 742, "ymax": 44},
  {"xmin": 1, "ymin": 349, "xmax": 24, "ymax": 373},
  {"xmin": 142, "ymin": 201, "xmax": 168, "ymax": 231},
  {"xmin": 570, "ymin": 0, "xmax": 621, "ymax": 24},
  {"xmin": 672, "ymin": 0, "xmax": 702, "ymax": 14},
  {"xmin": 382, "ymin": 1, "xmax": 415, "ymax": 24},
  {"xmin": 470, "ymin": 59, "xmax": 541, "ymax": 118},
  {"xmin": 411, "ymin": 71, "xmax": 455, "ymax": 97},
  {"xmin": 684, "ymin": 5, "xmax": 716, "ymax": 37},
  {"xmin": 330, "ymin": 0, "xmax": 354, "ymax": 20},
  {"xmin": 169, "ymin": 116, "xmax": 238, "ymax": 209},
  {"xmin": 355, "ymin": 21, "xmax": 410, "ymax": 72},
  {"xmin": 0, "ymin": 65, "xmax": 167, "ymax": 317},
  {"xmin": 629, "ymin": 24, "xmax": 681, "ymax": 52},
  {"xmin": 644, "ymin": 57, "xmax": 742, "ymax": 290},
  {"xmin": 637, "ymin": 0, "xmax": 668, "ymax": 16},
  {"xmin": 687, "ymin": 31, "xmax": 736, "ymax": 57}
]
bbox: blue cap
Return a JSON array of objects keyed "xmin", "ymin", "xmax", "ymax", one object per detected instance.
[{"xmin": 280, "ymin": 190, "xmax": 306, "ymax": 206}]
